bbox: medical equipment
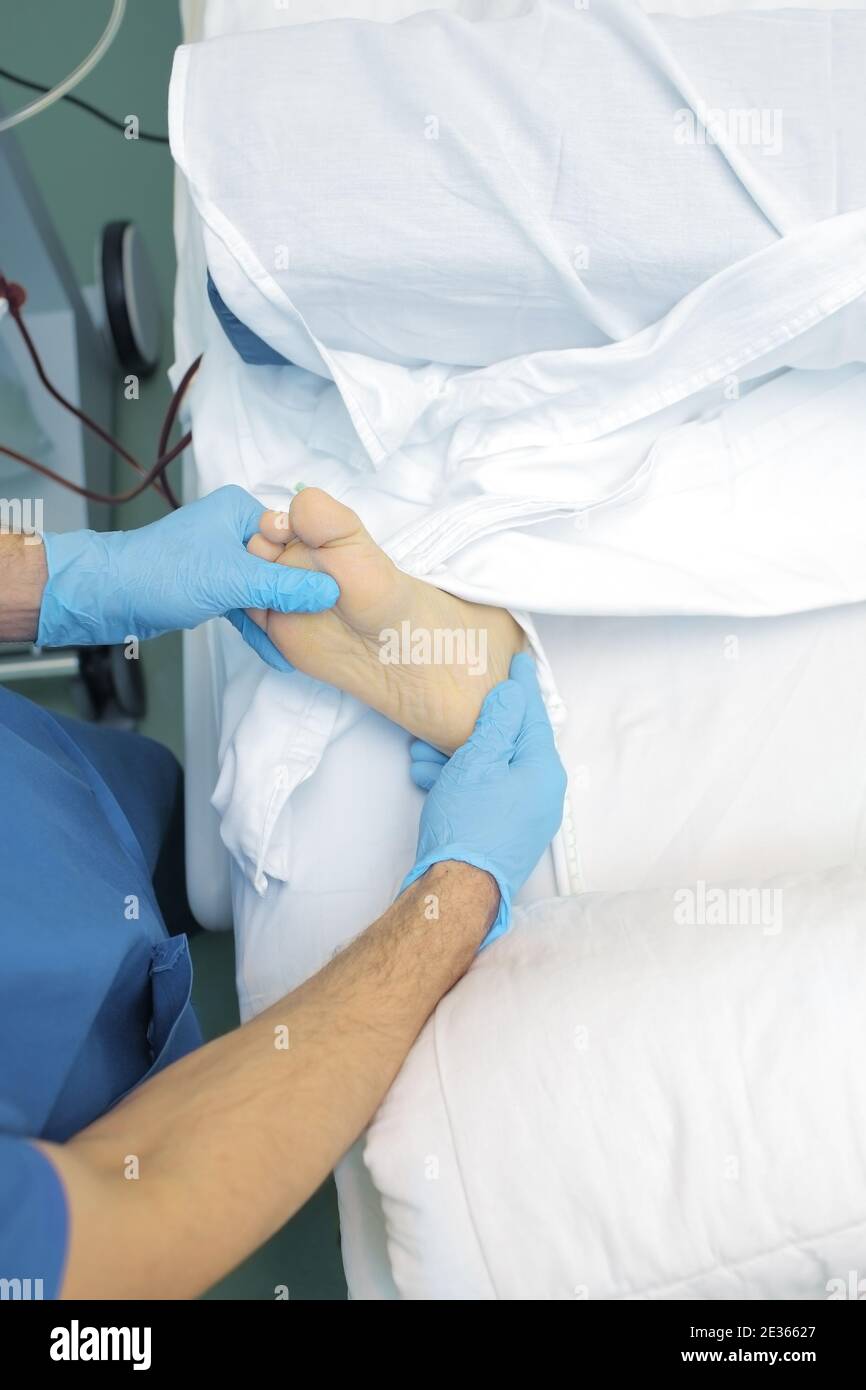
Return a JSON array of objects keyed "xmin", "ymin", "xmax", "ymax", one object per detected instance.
[
  {"xmin": 0, "ymin": 0, "xmax": 198, "ymax": 521},
  {"xmin": 0, "ymin": 113, "xmax": 111, "ymax": 527},
  {"xmin": 0, "ymin": 275, "xmax": 197, "ymax": 508},
  {"xmin": 0, "ymin": 69, "xmax": 198, "ymax": 706},
  {"xmin": 0, "ymin": 0, "xmax": 127, "ymax": 134},
  {"xmin": 0, "ymin": 1, "xmax": 184, "ymax": 504}
]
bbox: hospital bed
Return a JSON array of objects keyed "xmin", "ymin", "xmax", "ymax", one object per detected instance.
[
  {"xmin": 174, "ymin": 0, "xmax": 864, "ymax": 920},
  {"xmin": 173, "ymin": 0, "xmax": 866, "ymax": 1298}
]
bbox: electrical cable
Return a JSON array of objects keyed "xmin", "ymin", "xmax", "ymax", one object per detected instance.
[
  {"xmin": 0, "ymin": 65, "xmax": 169, "ymax": 144},
  {"xmin": 0, "ymin": 3, "xmax": 185, "ymax": 510}
]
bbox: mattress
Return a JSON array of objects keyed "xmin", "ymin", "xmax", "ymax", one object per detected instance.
[{"xmin": 173, "ymin": 0, "xmax": 866, "ymax": 1301}]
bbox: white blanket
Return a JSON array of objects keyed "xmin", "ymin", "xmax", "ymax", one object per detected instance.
[{"xmin": 365, "ymin": 866, "xmax": 866, "ymax": 1300}]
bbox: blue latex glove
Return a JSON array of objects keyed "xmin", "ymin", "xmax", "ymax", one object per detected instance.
[
  {"xmin": 402, "ymin": 651, "xmax": 567, "ymax": 948},
  {"xmin": 36, "ymin": 485, "xmax": 339, "ymax": 671}
]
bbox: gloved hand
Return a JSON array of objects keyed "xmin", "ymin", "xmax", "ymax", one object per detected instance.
[
  {"xmin": 402, "ymin": 651, "xmax": 567, "ymax": 948},
  {"xmin": 36, "ymin": 485, "xmax": 339, "ymax": 671}
]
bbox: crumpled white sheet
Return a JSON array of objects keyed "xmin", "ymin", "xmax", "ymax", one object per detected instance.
[{"xmin": 170, "ymin": 0, "xmax": 866, "ymax": 892}]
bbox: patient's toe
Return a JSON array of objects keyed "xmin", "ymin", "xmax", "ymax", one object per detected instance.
[
  {"xmin": 288, "ymin": 487, "xmax": 366, "ymax": 551},
  {"xmin": 257, "ymin": 510, "xmax": 293, "ymax": 547},
  {"xmin": 246, "ymin": 531, "xmax": 284, "ymax": 563}
]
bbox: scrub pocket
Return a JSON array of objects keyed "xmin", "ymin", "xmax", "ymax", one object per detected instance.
[{"xmin": 144, "ymin": 935, "xmax": 202, "ymax": 1081}]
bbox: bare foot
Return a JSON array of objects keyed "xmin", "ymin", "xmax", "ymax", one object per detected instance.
[{"xmin": 246, "ymin": 487, "xmax": 524, "ymax": 753}]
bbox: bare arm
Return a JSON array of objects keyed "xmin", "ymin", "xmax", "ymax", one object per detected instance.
[
  {"xmin": 0, "ymin": 533, "xmax": 47, "ymax": 642},
  {"xmin": 40, "ymin": 861, "xmax": 498, "ymax": 1299}
]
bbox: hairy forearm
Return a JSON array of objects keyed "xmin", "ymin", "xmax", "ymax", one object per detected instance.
[
  {"xmin": 0, "ymin": 533, "xmax": 46, "ymax": 641},
  {"xmin": 43, "ymin": 861, "xmax": 498, "ymax": 1299}
]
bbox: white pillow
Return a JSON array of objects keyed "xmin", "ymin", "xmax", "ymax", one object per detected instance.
[
  {"xmin": 365, "ymin": 866, "xmax": 866, "ymax": 1299},
  {"xmin": 171, "ymin": 0, "xmax": 844, "ymax": 374}
]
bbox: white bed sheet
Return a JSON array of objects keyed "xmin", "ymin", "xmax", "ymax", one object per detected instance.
[{"xmin": 173, "ymin": 0, "xmax": 866, "ymax": 1301}]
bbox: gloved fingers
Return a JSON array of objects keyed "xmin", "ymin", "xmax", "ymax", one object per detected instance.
[
  {"xmin": 206, "ymin": 485, "xmax": 294, "ymax": 552},
  {"xmin": 233, "ymin": 552, "xmax": 340, "ymax": 614},
  {"xmin": 508, "ymin": 653, "xmax": 567, "ymax": 816},
  {"xmin": 409, "ymin": 739, "xmax": 448, "ymax": 789},
  {"xmin": 246, "ymin": 531, "xmax": 284, "ymax": 563},
  {"xmin": 410, "ymin": 739, "xmax": 448, "ymax": 766},
  {"xmin": 204, "ymin": 483, "xmax": 267, "ymax": 544},
  {"xmin": 409, "ymin": 759, "xmax": 447, "ymax": 791},
  {"xmin": 509, "ymin": 651, "xmax": 557, "ymax": 757},
  {"xmin": 226, "ymin": 609, "xmax": 295, "ymax": 673},
  {"xmin": 447, "ymin": 678, "xmax": 527, "ymax": 781},
  {"xmin": 508, "ymin": 651, "xmax": 545, "ymax": 715}
]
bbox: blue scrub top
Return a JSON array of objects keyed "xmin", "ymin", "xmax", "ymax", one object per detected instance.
[
  {"xmin": 207, "ymin": 272, "xmax": 291, "ymax": 366},
  {"xmin": 0, "ymin": 687, "xmax": 202, "ymax": 1297}
]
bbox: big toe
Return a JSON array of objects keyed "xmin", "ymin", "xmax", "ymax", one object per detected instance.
[
  {"xmin": 255, "ymin": 487, "xmax": 398, "ymax": 635},
  {"xmin": 289, "ymin": 487, "xmax": 368, "ymax": 551}
]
